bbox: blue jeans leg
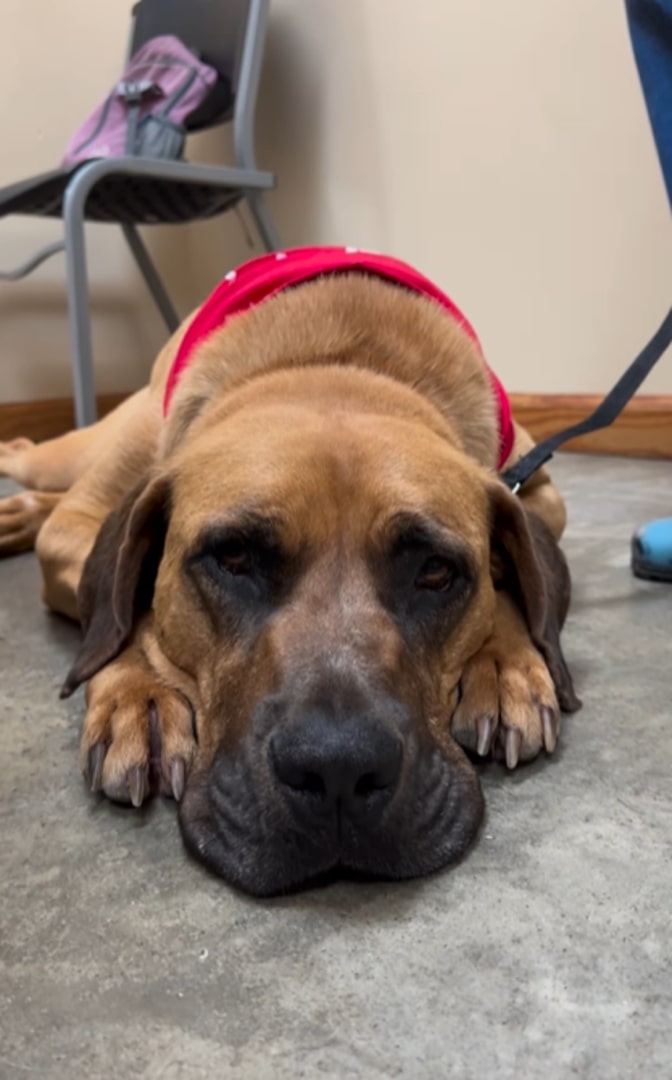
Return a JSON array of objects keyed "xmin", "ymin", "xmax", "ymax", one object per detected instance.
[{"xmin": 625, "ymin": 0, "xmax": 672, "ymax": 206}]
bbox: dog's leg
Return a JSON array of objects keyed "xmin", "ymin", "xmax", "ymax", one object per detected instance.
[
  {"xmin": 0, "ymin": 388, "xmax": 151, "ymax": 492},
  {"xmin": 39, "ymin": 413, "xmax": 199, "ymax": 804},
  {"xmin": 0, "ymin": 433, "xmax": 85, "ymax": 558},
  {"xmin": 0, "ymin": 432, "xmax": 95, "ymax": 493},
  {"xmin": 0, "ymin": 390, "xmax": 155, "ymax": 558},
  {"xmin": 451, "ymin": 469, "xmax": 577, "ymax": 767},
  {"xmin": 40, "ymin": 327, "xmax": 196, "ymax": 800}
]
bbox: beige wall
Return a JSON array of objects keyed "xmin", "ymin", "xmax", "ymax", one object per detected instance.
[{"xmin": 1, "ymin": 0, "xmax": 670, "ymax": 404}]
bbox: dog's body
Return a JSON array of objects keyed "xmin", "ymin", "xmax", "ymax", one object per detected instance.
[{"xmin": 0, "ymin": 249, "xmax": 578, "ymax": 894}]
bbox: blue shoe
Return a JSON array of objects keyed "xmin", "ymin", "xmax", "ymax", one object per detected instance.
[{"xmin": 631, "ymin": 517, "xmax": 672, "ymax": 582}]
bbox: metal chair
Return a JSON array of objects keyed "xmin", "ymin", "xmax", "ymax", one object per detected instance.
[{"xmin": 0, "ymin": 0, "xmax": 281, "ymax": 427}]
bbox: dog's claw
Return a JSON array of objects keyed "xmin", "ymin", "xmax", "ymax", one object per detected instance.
[
  {"xmin": 88, "ymin": 743, "xmax": 106, "ymax": 792},
  {"xmin": 505, "ymin": 728, "xmax": 522, "ymax": 770},
  {"xmin": 128, "ymin": 764, "xmax": 147, "ymax": 808},
  {"xmin": 476, "ymin": 715, "xmax": 494, "ymax": 756},
  {"xmin": 541, "ymin": 707, "xmax": 559, "ymax": 754},
  {"xmin": 170, "ymin": 757, "xmax": 186, "ymax": 802}
]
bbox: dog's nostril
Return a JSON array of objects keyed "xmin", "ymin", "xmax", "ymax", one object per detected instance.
[
  {"xmin": 354, "ymin": 771, "xmax": 380, "ymax": 799},
  {"xmin": 291, "ymin": 770, "xmax": 325, "ymax": 797}
]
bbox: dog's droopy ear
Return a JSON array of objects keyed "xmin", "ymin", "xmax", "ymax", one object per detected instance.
[
  {"xmin": 488, "ymin": 481, "xmax": 581, "ymax": 713},
  {"xmin": 61, "ymin": 474, "xmax": 171, "ymax": 697}
]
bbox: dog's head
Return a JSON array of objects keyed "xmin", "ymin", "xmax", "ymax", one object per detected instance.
[{"xmin": 65, "ymin": 367, "xmax": 577, "ymax": 895}]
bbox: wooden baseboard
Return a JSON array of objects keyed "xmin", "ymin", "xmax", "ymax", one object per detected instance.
[
  {"xmin": 1, "ymin": 392, "xmax": 671, "ymax": 459},
  {"xmin": 0, "ymin": 394, "xmax": 127, "ymax": 443},
  {"xmin": 509, "ymin": 394, "xmax": 672, "ymax": 459}
]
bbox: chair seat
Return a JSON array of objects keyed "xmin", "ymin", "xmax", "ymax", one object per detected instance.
[{"xmin": 0, "ymin": 164, "xmax": 243, "ymax": 225}]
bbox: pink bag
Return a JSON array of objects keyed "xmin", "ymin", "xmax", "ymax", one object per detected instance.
[{"xmin": 62, "ymin": 35, "xmax": 218, "ymax": 166}]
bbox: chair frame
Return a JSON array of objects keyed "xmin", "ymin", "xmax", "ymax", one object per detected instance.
[{"xmin": 1, "ymin": 0, "xmax": 280, "ymax": 428}]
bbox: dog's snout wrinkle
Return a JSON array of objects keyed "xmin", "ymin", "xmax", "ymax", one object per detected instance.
[{"xmin": 270, "ymin": 712, "xmax": 402, "ymax": 822}]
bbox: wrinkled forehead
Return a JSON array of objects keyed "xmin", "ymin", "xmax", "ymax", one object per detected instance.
[{"xmin": 168, "ymin": 404, "xmax": 490, "ymax": 550}]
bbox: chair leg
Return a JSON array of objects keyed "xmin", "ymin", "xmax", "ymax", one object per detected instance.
[
  {"xmin": 121, "ymin": 224, "xmax": 180, "ymax": 333},
  {"xmin": 63, "ymin": 204, "xmax": 97, "ymax": 428},
  {"xmin": 245, "ymin": 190, "xmax": 282, "ymax": 252}
]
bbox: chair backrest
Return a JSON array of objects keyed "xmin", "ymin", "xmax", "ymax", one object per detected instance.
[{"xmin": 129, "ymin": 0, "xmax": 270, "ymax": 139}]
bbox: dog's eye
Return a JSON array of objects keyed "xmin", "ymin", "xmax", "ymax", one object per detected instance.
[
  {"xmin": 415, "ymin": 556, "xmax": 455, "ymax": 592},
  {"xmin": 215, "ymin": 538, "xmax": 252, "ymax": 576}
]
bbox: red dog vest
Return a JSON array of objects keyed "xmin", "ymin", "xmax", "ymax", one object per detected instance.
[{"xmin": 163, "ymin": 246, "xmax": 514, "ymax": 468}]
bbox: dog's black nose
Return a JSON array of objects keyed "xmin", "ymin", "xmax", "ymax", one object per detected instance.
[{"xmin": 270, "ymin": 714, "xmax": 402, "ymax": 819}]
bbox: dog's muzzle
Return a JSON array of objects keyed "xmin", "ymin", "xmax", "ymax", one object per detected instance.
[{"xmin": 178, "ymin": 689, "xmax": 484, "ymax": 896}]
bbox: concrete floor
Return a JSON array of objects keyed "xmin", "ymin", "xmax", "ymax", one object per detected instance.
[{"xmin": 1, "ymin": 454, "xmax": 671, "ymax": 1079}]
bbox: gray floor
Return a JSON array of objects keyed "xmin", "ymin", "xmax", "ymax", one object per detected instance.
[{"xmin": 1, "ymin": 454, "xmax": 671, "ymax": 1079}]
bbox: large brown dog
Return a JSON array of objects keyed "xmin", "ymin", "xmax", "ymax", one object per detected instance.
[{"xmin": 0, "ymin": 261, "xmax": 579, "ymax": 895}]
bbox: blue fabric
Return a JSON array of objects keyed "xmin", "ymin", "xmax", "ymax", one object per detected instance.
[
  {"xmin": 632, "ymin": 517, "xmax": 672, "ymax": 577},
  {"xmin": 634, "ymin": 517, "xmax": 672, "ymax": 563},
  {"xmin": 626, "ymin": 0, "xmax": 672, "ymax": 206}
]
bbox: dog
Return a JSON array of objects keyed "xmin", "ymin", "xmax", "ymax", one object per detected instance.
[{"xmin": 0, "ymin": 246, "xmax": 579, "ymax": 895}]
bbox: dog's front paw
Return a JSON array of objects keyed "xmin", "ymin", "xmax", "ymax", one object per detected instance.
[
  {"xmin": 80, "ymin": 652, "xmax": 196, "ymax": 806},
  {"xmin": 450, "ymin": 640, "xmax": 560, "ymax": 769}
]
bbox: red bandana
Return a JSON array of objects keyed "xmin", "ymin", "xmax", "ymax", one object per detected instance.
[{"xmin": 163, "ymin": 246, "xmax": 514, "ymax": 468}]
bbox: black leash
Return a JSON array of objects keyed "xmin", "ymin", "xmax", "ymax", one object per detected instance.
[{"xmin": 502, "ymin": 307, "xmax": 672, "ymax": 493}]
